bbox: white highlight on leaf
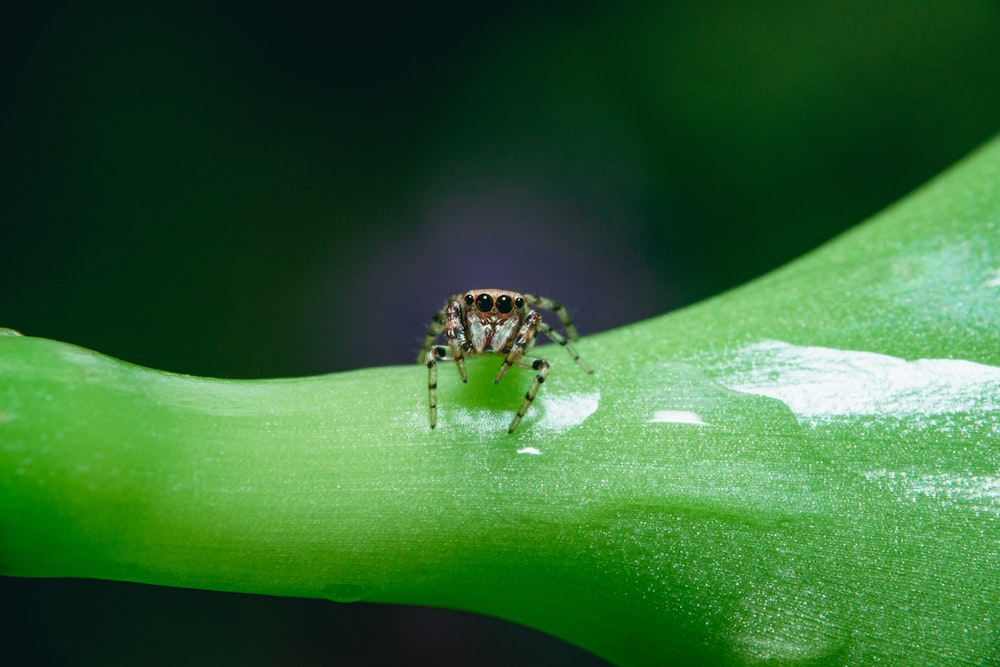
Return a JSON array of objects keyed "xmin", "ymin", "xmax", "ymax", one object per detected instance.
[
  {"xmin": 715, "ymin": 340, "xmax": 1000, "ymax": 420},
  {"xmin": 533, "ymin": 391, "xmax": 601, "ymax": 433},
  {"xmin": 985, "ymin": 268, "xmax": 1000, "ymax": 288},
  {"xmin": 649, "ymin": 410, "xmax": 709, "ymax": 425},
  {"xmin": 864, "ymin": 469, "xmax": 1000, "ymax": 515},
  {"xmin": 517, "ymin": 446, "xmax": 542, "ymax": 455},
  {"xmin": 436, "ymin": 390, "xmax": 601, "ymax": 438}
]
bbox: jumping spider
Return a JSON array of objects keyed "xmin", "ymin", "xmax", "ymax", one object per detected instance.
[{"xmin": 418, "ymin": 289, "xmax": 592, "ymax": 433}]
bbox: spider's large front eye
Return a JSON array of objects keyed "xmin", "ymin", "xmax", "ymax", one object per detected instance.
[
  {"xmin": 475, "ymin": 293, "xmax": 494, "ymax": 312},
  {"xmin": 495, "ymin": 294, "xmax": 514, "ymax": 313}
]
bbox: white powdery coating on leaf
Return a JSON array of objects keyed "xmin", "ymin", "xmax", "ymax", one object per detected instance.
[{"xmin": 717, "ymin": 340, "xmax": 1000, "ymax": 419}]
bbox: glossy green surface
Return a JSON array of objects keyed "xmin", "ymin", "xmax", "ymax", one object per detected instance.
[{"xmin": 2, "ymin": 139, "xmax": 999, "ymax": 665}]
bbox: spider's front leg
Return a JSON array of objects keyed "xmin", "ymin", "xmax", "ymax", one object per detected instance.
[
  {"xmin": 494, "ymin": 311, "xmax": 541, "ymax": 384},
  {"xmin": 508, "ymin": 356, "xmax": 550, "ymax": 434},
  {"xmin": 424, "ymin": 299, "xmax": 470, "ymax": 429},
  {"xmin": 491, "ymin": 311, "xmax": 550, "ymax": 433},
  {"xmin": 418, "ymin": 298, "xmax": 468, "ymax": 378},
  {"xmin": 424, "ymin": 344, "xmax": 453, "ymax": 429},
  {"xmin": 443, "ymin": 299, "xmax": 469, "ymax": 383}
]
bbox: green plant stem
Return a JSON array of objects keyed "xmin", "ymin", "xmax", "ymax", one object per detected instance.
[{"xmin": 3, "ymin": 138, "xmax": 1000, "ymax": 666}]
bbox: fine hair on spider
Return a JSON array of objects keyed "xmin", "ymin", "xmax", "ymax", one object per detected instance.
[{"xmin": 417, "ymin": 288, "xmax": 592, "ymax": 434}]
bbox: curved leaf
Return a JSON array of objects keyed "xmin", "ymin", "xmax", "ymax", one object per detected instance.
[{"xmin": 2, "ymin": 138, "xmax": 999, "ymax": 665}]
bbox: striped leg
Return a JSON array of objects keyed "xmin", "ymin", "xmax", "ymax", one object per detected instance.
[
  {"xmin": 425, "ymin": 345, "xmax": 444, "ymax": 428},
  {"xmin": 538, "ymin": 322, "xmax": 593, "ymax": 374},
  {"xmin": 494, "ymin": 311, "xmax": 541, "ymax": 384},
  {"xmin": 508, "ymin": 357, "xmax": 550, "ymax": 433},
  {"xmin": 416, "ymin": 302, "xmax": 449, "ymax": 363},
  {"xmin": 445, "ymin": 301, "xmax": 469, "ymax": 384},
  {"xmin": 419, "ymin": 298, "xmax": 469, "ymax": 383},
  {"xmin": 524, "ymin": 293, "xmax": 582, "ymax": 340},
  {"xmin": 425, "ymin": 345, "xmax": 460, "ymax": 429}
]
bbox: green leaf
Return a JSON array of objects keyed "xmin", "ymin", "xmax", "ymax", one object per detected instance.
[{"xmin": 2, "ymin": 137, "xmax": 999, "ymax": 666}]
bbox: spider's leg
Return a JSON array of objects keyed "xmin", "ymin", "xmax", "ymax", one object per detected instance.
[
  {"xmin": 425, "ymin": 345, "xmax": 451, "ymax": 429},
  {"xmin": 508, "ymin": 357, "xmax": 550, "ymax": 434},
  {"xmin": 523, "ymin": 293, "xmax": 581, "ymax": 340},
  {"xmin": 443, "ymin": 299, "xmax": 468, "ymax": 383},
  {"xmin": 494, "ymin": 311, "xmax": 540, "ymax": 384},
  {"xmin": 537, "ymin": 321, "xmax": 593, "ymax": 374},
  {"xmin": 416, "ymin": 301, "xmax": 451, "ymax": 363}
]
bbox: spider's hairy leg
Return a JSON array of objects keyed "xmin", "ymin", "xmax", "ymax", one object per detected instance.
[
  {"xmin": 537, "ymin": 321, "xmax": 593, "ymax": 374},
  {"xmin": 425, "ymin": 345, "xmax": 450, "ymax": 429},
  {"xmin": 416, "ymin": 301, "xmax": 451, "ymax": 363},
  {"xmin": 523, "ymin": 293, "xmax": 581, "ymax": 340},
  {"xmin": 508, "ymin": 357, "xmax": 550, "ymax": 434},
  {"xmin": 448, "ymin": 338, "xmax": 468, "ymax": 383},
  {"xmin": 442, "ymin": 298, "xmax": 469, "ymax": 383},
  {"xmin": 494, "ymin": 311, "xmax": 540, "ymax": 384}
]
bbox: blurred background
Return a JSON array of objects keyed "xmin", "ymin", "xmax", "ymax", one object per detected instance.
[{"xmin": 2, "ymin": 1, "xmax": 999, "ymax": 664}]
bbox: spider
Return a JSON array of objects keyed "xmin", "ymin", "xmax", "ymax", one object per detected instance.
[{"xmin": 418, "ymin": 289, "xmax": 593, "ymax": 434}]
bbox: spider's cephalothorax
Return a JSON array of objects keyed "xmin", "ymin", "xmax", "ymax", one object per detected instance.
[{"xmin": 417, "ymin": 289, "xmax": 592, "ymax": 433}]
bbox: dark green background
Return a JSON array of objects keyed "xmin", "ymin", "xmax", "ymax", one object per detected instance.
[{"xmin": 3, "ymin": 2, "xmax": 999, "ymax": 664}]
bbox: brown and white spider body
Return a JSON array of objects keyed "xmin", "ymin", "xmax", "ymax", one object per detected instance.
[{"xmin": 418, "ymin": 289, "xmax": 592, "ymax": 434}]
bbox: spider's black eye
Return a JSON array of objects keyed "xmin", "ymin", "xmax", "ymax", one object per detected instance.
[
  {"xmin": 475, "ymin": 293, "xmax": 494, "ymax": 312},
  {"xmin": 495, "ymin": 294, "xmax": 514, "ymax": 313},
  {"xmin": 464, "ymin": 294, "xmax": 475, "ymax": 306},
  {"xmin": 514, "ymin": 296, "xmax": 525, "ymax": 309}
]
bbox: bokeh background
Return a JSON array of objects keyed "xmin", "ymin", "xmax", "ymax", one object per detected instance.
[{"xmin": 3, "ymin": 2, "xmax": 1000, "ymax": 664}]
